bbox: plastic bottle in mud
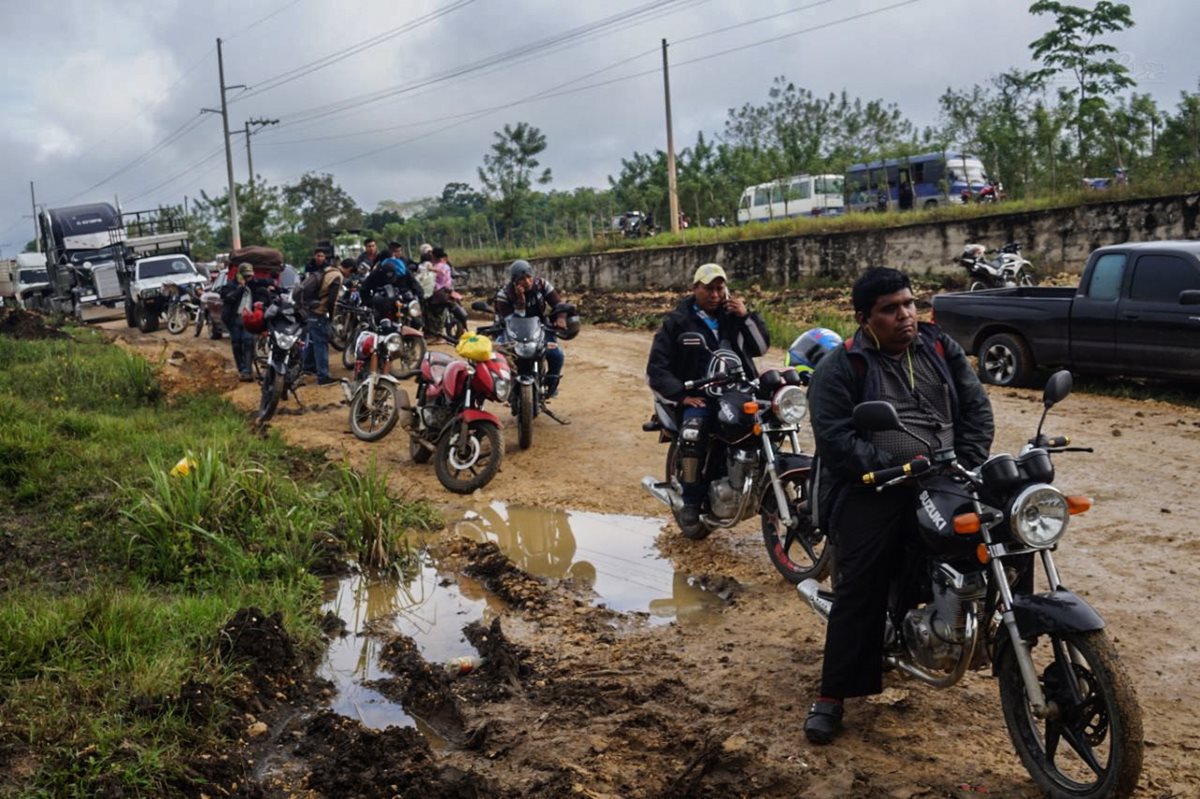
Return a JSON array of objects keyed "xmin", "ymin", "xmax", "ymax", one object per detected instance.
[{"xmin": 444, "ymin": 655, "xmax": 485, "ymax": 676}]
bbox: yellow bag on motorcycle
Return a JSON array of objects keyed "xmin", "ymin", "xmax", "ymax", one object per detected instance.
[{"xmin": 455, "ymin": 331, "xmax": 494, "ymax": 362}]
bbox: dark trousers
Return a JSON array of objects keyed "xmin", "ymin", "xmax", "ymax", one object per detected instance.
[
  {"xmin": 820, "ymin": 485, "xmax": 917, "ymax": 698},
  {"xmin": 229, "ymin": 319, "xmax": 253, "ymax": 377},
  {"xmin": 303, "ymin": 315, "xmax": 330, "ymax": 381}
]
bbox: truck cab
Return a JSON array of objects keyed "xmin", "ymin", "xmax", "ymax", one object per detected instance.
[{"xmin": 13, "ymin": 252, "xmax": 52, "ymax": 310}]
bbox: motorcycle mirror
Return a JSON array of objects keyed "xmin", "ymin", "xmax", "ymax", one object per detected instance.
[
  {"xmin": 852, "ymin": 401, "xmax": 902, "ymax": 432},
  {"xmin": 1042, "ymin": 369, "xmax": 1073, "ymax": 409},
  {"xmin": 471, "ymin": 300, "xmax": 492, "ymax": 313},
  {"xmin": 1180, "ymin": 289, "xmax": 1200, "ymax": 306}
]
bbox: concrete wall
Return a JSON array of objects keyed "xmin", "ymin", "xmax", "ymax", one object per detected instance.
[{"xmin": 465, "ymin": 192, "xmax": 1200, "ymax": 292}]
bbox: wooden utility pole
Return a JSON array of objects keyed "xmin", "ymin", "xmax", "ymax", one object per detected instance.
[
  {"xmin": 662, "ymin": 39, "xmax": 679, "ymax": 235},
  {"xmin": 30, "ymin": 181, "xmax": 40, "ymax": 252},
  {"xmin": 216, "ymin": 38, "xmax": 241, "ymax": 250}
]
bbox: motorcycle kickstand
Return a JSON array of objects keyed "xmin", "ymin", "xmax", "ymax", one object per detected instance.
[{"xmin": 541, "ymin": 405, "xmax": 570, "ymax": 425}]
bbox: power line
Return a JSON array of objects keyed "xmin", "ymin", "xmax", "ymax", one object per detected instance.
[
  {"xmin": 125, "ymin": 146, "xmax": 226, "ymax": 205},
  {"xmin": 226, "ymin": 0, "xmax": 307, "ymax": 40}
]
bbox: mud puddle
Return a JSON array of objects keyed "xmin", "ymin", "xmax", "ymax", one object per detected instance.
[{"xmin": 321, "ymin": 503, "xmax": 725, "ymax": 732}]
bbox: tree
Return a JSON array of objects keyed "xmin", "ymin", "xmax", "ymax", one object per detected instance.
[
  {"xmin": 281, "ymin": 172, "xmax": 364, "ymax": 244},
  {"xmin": 1029, "ymin": 1, "xmax": 1136, "ymax": 175},
  {"xmin": 477, "ymin": 122, "xmax": 552, "ymax": 243}
]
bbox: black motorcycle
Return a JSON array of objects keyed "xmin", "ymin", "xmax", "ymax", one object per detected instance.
[
  {"xmin": 797, "ymin": 370, "xmax": 1142, "ymax": 799},
  {"xmin": 329, "ymin": 279, "xmax": 364, "ymax": 352},
  {"xmin": 256, "ymin": 294, "xmax": 307, "ymax": 426},
  {"xmin": 641, "ymin": 334, "xmax": 831, "ymax": 584},
  {"xmin": 473, "ymin": 300, "xmax": 578, "ymax": 450}
]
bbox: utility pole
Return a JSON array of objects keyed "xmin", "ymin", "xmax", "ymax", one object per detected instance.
[
  {"xmin": 662, "ymin": 39, "xmax": 680, "ymax": 235},
  {"xmin": 30, "ymin": 181, "xmax": 40, "ymax": 252},
  {"xmin": 241, "ymin": 117, "xmax": 279, "ymax": 190},
  {"xmin": 206, "ymin": 38, "xmax": 245, "ymax": 251}
]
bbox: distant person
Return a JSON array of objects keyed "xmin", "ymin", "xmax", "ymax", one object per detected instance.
[
  {"xmin": 388, "ymin": 241, "xmax": 406, "ymax": 264},
  {"xmin": 298, "ymin": 253, "xmax": 343, "ymax": 385},
  {"xmin": 219, "ymin": 263, "xmax": 256, "ymax": 382},
  {"xmin": 898, "ymin": 179, "xmax": 914, "ymax": 211},
  {"xmin": 357, "ymin": 238, "xmax": 381, "ymax": 272},
  {"xmin": 305, "ymin": 247, "xmax": 328, "ymax": 278},
  {"xmin": 876, "ymin": 186, "xmax": 890, "ymax": 212}
]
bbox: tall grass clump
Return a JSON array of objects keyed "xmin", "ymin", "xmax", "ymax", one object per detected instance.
[{"xmin": 333, "ymin": 458, "xmax": 441, "ymax": 572}]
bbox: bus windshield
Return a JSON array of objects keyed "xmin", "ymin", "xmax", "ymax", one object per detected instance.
[{"xmin": 947, "ymin": 163, "xmax": 986, "ymax": 184}]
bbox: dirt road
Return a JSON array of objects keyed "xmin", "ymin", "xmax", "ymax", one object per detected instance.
[{"xmin": 112, "ymin": 317, "xmax": 1200, "ymax": 798}]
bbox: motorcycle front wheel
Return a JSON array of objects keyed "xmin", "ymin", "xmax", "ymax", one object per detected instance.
[
  {"xmin": 253, "ymin": 335, "xmax": 269, "ymax": 378},
  {"xmin": 997, "ymin": 629, "xmax": 1143, "ymax": 799},
  {"xmin": 435, "ymin": 420, "xmax": 502, "ymax": 493},
  {"xmin": 193, "ymin": 308, "xmax": 206, "ymax": 337},
  {"xmin": 760, "ymin": 475, "xmax": 832, "ymax": 584},
  {"xmin": 166, "ymin": 304, "xmax": 189, "ymax": 334},
  {"xmin": 517, "ymin": 382, "xmax": 534, "ymax": 450},
  {"xmin": 257, "ymin": 366, "xmax": 285, "ymax": 425},
  {"xmin": 348, "ymin": 380, "xmax": 399, "ymax": 442}
]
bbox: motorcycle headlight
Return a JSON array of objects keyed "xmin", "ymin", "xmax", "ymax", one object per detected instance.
[
  {"xmin": 772, "ymin": 385, "xmax": 807, "ymax": 425},
  {"xmin": 1009, "ymin": 484, "xmax": 1069, "ymax": 548},
  {"xmin": 276, "ymin": 332, "xmax": 300, "ymax": 350},
  {"xmin": 385, "ymin": 335, "xmax": 405, "ymax": 356},
  {"xmin": 515, "ymin": 341, "xmax": 538, "ymax": 358},
  {"xmin": 493, "ymin": 375, "xmax": 511, "ymax": 402},
  {"xmin": 408, "ymin": 300, "xmax": 421, "ymax": 317}
]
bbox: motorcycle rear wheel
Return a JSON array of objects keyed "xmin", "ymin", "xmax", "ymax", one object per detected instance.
[
  {"xmin": 444, "ymin": 312, "xmax": 467, "ymax": 344},
  {"xmin": 997, "ymin": 629, "xmax": 1142, "ymax": 799},
  {"xmin": 166, "ymin": 304, "xmax": 189, "ymax": 334},
  {"xmin": 517, "ymin": 382, "xmax": 534, "ymax": 450},
  {"xmin": 330, "ymin": 311, "xmax": 349, "ymax": 351},
  {"xmin": 349, "ymin": 381, "xmax": 400, "ymax": 442},
  {"xmin": 342, "ymin": 324, "xmax": 364, "ymax": 371},
  {"xmin": 761, "ymin": 475, "xmax": 832, "ymax": 584},
  {"xmin": 969, "ymin": 281, "xmax": 988, "ymax": 292},
  {"xmin": 435, "ymin": 421, "xmax": 502, "ymax": 493},
  {"xmin": 257, "ymin": 367, "xmax": 285, "ymax": 425}
]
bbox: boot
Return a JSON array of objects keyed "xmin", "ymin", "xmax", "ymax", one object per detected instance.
[
  {"xmin": 543, "ymin": 374, "xmax": 561, "ymax": 399},
  {"xmin": 678, "ymin": 504, "xmax": 702, "ymax": 538}
]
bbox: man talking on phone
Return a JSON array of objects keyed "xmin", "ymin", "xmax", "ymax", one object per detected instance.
[{"xmin": 646, "ymin": 263, "xmax": 770, "ymax": 537}]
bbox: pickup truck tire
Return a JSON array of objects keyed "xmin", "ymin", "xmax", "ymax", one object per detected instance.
[
  {"xmin": 124, "ymin": 299, "xmax": 137, "ymax": 327},
  {"xmin": 978, "ymin": 333, "xmax": 1033, "ymax": 387},
  {"xmin": 137, "ymin": 300, "xmax": 160, "ymax": 334}
]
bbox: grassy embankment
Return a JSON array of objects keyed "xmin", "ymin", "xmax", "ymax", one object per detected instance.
[{"xmin": 0, "ymin": 325, "xmax": 439, "ymax": 796}]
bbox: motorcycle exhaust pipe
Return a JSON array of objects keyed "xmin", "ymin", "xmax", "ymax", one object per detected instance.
[
  {"xmin": 641, "ymin": 476, "xmax": 683, "ymax": 511},
  {"xmin": 797, "ymin": 579, "xmax": 833, "ymax": 624}
]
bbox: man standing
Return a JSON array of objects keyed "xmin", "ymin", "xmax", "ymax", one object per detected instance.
[
  {"xmin": 299, "ymin": 252, "xmax": 343, "ymax": 385},
  {"xmin": 645, "ymin": 263, "xmax": 769, "ymax": 536},
  {"xmin": 802, "ymin": 266, "xmax": 994, "ymax": 744},
  {"xmin": 305, "ymin": 247, "xmax": 328, "ymax": 279},
  {"xmin": 219, "ymin": 263, "xmax": 256, "ymax": 382},
  {"xmin": 357, "ymin": 238, "xmax": 381, "ymax": 273}
]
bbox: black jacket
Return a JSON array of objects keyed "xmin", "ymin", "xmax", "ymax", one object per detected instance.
[
  {"xmin": 807, "ymin": 322, "xmax": 994, "ymax": 527},
  {"xmin": 645, "ymin": 296, "xmax": 770, "ymax": 402},
  {"xmin": 361, "ymin": 260, "xmax": 424, "ymax": 303},
  {"xmin": 494, "ymin": 277, "xmax": 560, "ymax": 321}
]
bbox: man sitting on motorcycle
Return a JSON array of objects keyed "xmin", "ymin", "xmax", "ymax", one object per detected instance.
[
  {"xmin": 644, "ymin": 263, "xmax": 769, "ymax": 537},
  {"xmin": 494, "ymin": 259, "xmax": 568, "ymax": 397},
  {"xmin": 802, "ymin": 266, "xmax": 994, "ymax": 745},
  {"xmin": 361, "ymin": 256, "xmax": 424, "ymax": 312}
]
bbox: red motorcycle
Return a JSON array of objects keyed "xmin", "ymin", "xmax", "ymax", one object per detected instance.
[{"xmin": 407, "ymin": 345, "xmax": 511, "ymax": 494}]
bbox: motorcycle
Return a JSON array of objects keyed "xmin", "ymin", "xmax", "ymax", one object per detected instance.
[
  {"xmin": 423, "ymin": 287, "xmax": 469, "ymax": 343},
  {"xmin": 330, "ymin": 279, "xmax": 364, "ymax": 352},
  {"xmin": 407, "ymin": 343, "xmax": 511, "ymax": 494},
  {"xmin": 164, "ymin": 282, "xmax": 203, "ymax": 335},
  {"xmin": 256, "ymin": 294, "xmax": 307, "ymax": 426},
  {"xmin": 472, "ymin": 300, "xmax": 577, "ymax": 451},
  {"xmin": 641, "ymin": 334, "xmax": 831, "ymax": 583},
  {"xmin": 345, "ymin": 321, "xmax": 408, "ymax": 442},
  {"xmin": 796, "ymin": 370, "xmax": 1143, "ymax": 799},
  {"xmin": 341, "ymin": 290, "xmax": 426, "ymax": 374},
  {"xmin": 959, "ymin": 241, "xmax": 1035, "ymax": 291},
  {"xmin": 197, "ymin": 276, "xmax": 227, "ymax": 339}
]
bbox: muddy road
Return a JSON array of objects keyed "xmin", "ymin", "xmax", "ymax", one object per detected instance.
[{"xmin": 109, "ymin": 315, "xmax": 1199, "ymax": 798}]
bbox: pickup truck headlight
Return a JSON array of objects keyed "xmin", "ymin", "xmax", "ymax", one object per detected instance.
[
  {"xmin": 140, "ymin": 286, "xmax": 161, "ymax": 299},
  {"xmin": 1009, "ymin": 484, "xmax": 1069, "ymax": 548}
]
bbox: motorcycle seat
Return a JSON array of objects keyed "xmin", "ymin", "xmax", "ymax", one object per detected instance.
[{"xmin": 421, "ymin": 351, "xmax": 454, "ymax": 385}]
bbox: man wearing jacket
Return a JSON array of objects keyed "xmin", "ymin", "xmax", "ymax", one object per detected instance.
[
  {"xmin": 299, "ymin": 254, "xmax": 343, "ymax": 385},
  {"xmin": 803, "ymin": 266, "xmax": 994, "ymax": 744},
  {"xmin": 645, "ymin": 263, "xmax": 770, "ymax": 537}
]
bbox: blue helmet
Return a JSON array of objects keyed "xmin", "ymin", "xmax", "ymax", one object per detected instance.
[
  {"xmin": 786, "ymin": 327, "xmax": 843, "ymax": 374},
  {"xmin": 382, "ymin": 257, "xmax": 407, "ymax": 277}
]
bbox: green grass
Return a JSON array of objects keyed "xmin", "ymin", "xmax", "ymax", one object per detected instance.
[{"xmin": 0, "ymin": 326, "xmax": 438, "ymax": 796}]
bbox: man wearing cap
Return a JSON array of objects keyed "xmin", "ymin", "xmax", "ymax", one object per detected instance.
[
  {"xmin": 219, "ymin": 263, "xmax": 257, "ymax": 381},
  {"xmin": 494, "ymin": 259, "xmax": 568, "ymax": 397},
  {"xmin": 645, "ymin": 263, "xmax": 770, "ymax": 536},
  {"xmin": 298, "ymin": 250, "xmax": 344, "ymax": 385}
]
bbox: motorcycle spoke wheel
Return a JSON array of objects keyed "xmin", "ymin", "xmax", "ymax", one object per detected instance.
[
  {"xmin": 166, "ymin": 305, "xmax": 188, "ymax": 334},
  {"xmin": 997, "ymin": 630, "xmax": 1143, "ymax": 799},
  {"xmin": 517, "ymin": 383, "xmax": 534, "ymax": 450},
  {"xmin": 342, "ymin": 326, "xmax": 361, "ymax": 371},
  {"xmin": 398, "ymin": 335, "xmax": 426, "ymax": 376},
  {"xmin": 761, "ymin": 478, "xmax": 831, "ymax": 584},
  {"xmin": 348, "ymin": 382, "xmax": 399, "ymax": 442},
  {"xmin": 435, "ymin": 422, "xmax": 502, "ymax": 494}
]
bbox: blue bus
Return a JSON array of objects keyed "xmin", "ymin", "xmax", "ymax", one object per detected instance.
[{"xmin": 844, "ymin": 152, "xmax": 990, "ymax": 212}]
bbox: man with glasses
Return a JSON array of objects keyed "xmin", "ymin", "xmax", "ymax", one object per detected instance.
[{"xmin": 645, "ymin": 263, "xmax": 769, "ymax": 537}]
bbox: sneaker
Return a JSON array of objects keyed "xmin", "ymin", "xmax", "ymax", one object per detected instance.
[
  {"xmin": 804, "ymin": 699, "xmax": 844, "ymax": 745},
  {"xmin": 238, "ymin": 373, "xmax": 254, "ymax": 383}
]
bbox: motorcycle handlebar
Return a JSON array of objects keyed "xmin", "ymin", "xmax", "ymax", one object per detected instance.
[
  {"xmin": 1029, "ymin": 434, "xmax": 1069, "ymax": 448},
  {"xmin": 862, "ymin": 456, "xmax": 931, "ymax": 486}
]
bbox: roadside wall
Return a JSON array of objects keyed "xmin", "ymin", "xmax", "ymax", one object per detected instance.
[{"xmin": 465, "ymin": 192, "xmax": 1200, "ymax": 292}]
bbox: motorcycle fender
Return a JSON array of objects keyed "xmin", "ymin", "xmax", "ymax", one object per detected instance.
[
  {"xmin": 776, "ymin": 452, "xmax": 813, "ymax": 481},
  {"xmin": 1010, "ymin": 589, "xmax": 1106, "ymax": 638},
  {"xmin": 400, "ymin": 325, "xmax": 423, "ymax": 337},
  {"xmin": 457, "ymin": 408, "xmax": 501, "ymax": 426}
]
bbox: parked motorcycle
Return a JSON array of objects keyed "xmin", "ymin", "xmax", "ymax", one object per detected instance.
[
  {"xmin": 423, "ymin": 288, "xmax": 469, "ymax": 343},
  {"xmin": 341, "ymin": 290, "xmax": 425, "ymax": 374},
  {"xmin": 473, "ymin": 300, "xmax": 578, "ymax": 451},
  {"xmin": 797, "ymin": 370, "xmax": 1142, "ymax": 798},
  {"xmin": 959, "ymin": 241, "xmax": 1035, "ymax": 291},
  {"xmin": 197, "ymin": 276, "xmax": 227, "ymax": 339},
  {"xmin": 164, "ymin": 282, "xmax": 203, "ymax": 335},
  {"xmin": 330, "ymin": 279, "xmax": 364, "ymax": 352},
  {"xmin": 256, "ymin": 294, "xmax": 307, "ymax": 426},
  {"xmin": 345, "ymin": 320, "xmax": 409, "ymax": 442},
  {"xmin": 641, "ymin": 335, "xmax": 831, "ymax": 583},
  {"xmin": 407, "ymin": 343, "xmax": 511, "ymax": 494}
]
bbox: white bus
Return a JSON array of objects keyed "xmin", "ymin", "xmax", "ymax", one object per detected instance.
[{"xmin": 736, "ymin": 174, "xmax": 844, "ymax": 225}]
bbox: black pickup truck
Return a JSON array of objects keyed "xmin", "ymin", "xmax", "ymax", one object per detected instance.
[{"xmin": 932, "ymin": 240, "xmax": 1200, "ymax": 386}]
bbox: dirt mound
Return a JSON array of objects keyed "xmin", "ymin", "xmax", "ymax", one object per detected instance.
[
  {"xmin": 373, "ymin": 633, "xmax": 469, "ymax": 744},
  {"xmin": 217, "ymin": 607, "xmax": 298, "ymax": 676},
  {"xmin": 0, "ymin": 308, "xmax": 67, "ymax": 340},
  {"xmin": 297, "ymin": 711, "xmax": 494, "ymax": 798},
  {"xmin": 445, "ymin": 539, "xmax": 548, "ymax": 609},
  {"xmin": 159, "ymin": 348, "xmax": 239, "ymax": 398}
]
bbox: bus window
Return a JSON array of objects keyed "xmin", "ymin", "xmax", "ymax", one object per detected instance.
[
  {"xmin": 815, "ymin": 176, "xmax": 843, "ymax": 196},
  {"xmin": 911, "ymin": 163, "xmax": 924, "ymax": 183},
  {"xmin": 788, "ymin": 180, "xmax": 811, "ymax": 201},
  {"xmin": 739, "ymin": 193, "xmax": 751, "ymax": 210},
  {"xmin": 754, "ymin": 187, "xmax": 771, "ymax": 207}
]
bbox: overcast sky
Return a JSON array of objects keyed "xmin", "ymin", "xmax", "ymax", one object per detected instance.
[{"xmin": 2, "ymin": 0, "xmax": 1197, "ymax": 251}]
